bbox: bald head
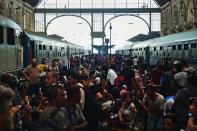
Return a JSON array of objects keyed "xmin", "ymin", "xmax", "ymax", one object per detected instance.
[{"xmin": 32, "ymin": 58, "xmax": 37, "ymax": 67}]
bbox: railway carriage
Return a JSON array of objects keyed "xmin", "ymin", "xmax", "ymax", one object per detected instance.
[
  {"xmin": 0, "ymin": 14, "xmax": 22, "ymax": 73},
  {"xmin": 116, "ymin": 29, "xmax": 197, "ymax": 67},
  {"xmin": 0, "ymin": 14, "xmax": 86, "ymax": 74}
]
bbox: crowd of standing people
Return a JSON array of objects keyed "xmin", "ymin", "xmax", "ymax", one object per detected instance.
[{"xmin": 0, "ymin": 54, "xmax": 197, "ymax": 131}]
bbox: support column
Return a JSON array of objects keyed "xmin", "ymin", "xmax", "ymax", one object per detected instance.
[
  {"xmin": 149, "ymin": 0, "xmax": 152, "ymax": 33},
  {"xmin": 91, "ymin": 13, "xmax": 93, "ymax": 54},
  {"xmin": 149, "ymin": 12, "xmax": 151, "ymax": 33},
  {"xmin": 44, "ymin": 13, "xmax": 46, "ymax": 33},
  {"xmin": 44, "ymin": 0, "xmax": 47, "ymax": 34},
  {"xmin": 102, "ymin": 13, "xmax": 104, "ymax": 46},
  {"xmin": 102, "ymin": 13, "xmax": 105, "ymax": 55}
]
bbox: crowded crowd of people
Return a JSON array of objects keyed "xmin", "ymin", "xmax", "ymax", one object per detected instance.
[{"xmin": 0, "ymin": 54, "xmax": 197, "ymax": 131}]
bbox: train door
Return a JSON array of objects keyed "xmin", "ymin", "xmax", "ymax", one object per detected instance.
[
  {"xmin": 150, "ymin": 46, "xmax": 158, "ymax": 65},
  {"xmin": 43, "ymin": 44, "xmax": 46, "ymax": 60},
  {"xmin": 46, "ymin": 45, "xmax": 50, "ymax": 60},
  {"xmin": 6, "ymin": 27, "xmax": 16, "ymax": 71},
  {"xmin": 61, "ymin": 47, "xmax": 67, "ymax": 65},
  {"xmin": 177, "ymin": 44, "xmax": 183, "ymax": 59},
  {"xmin": 49, "ymin": 45, "xmax": 53, "ymax": 59},
  {"xmin": 172, "ymin": 44, "xmax": 177, "ymax": 59},
  {"xmin": 53, "ymin": 46, "xmax": 57, "ymax": 58},
  {"xmin": 183, "ymin": 43, "xmax": 189, "ymax": 59},
  {"xmin": 163, "ymin": 46, "xmax": 167, "ymax": 58},
  {"xmin": 159, "ymin": 46, "xmax": 163, "ymax": 58},
  {"xmin": 190, "ymin": 42, "xmax": 197, "ymax": 59},
  {"xmin": 22, "ymin": 32, "xmax": 30, "ymax": 67},
  {"xmin": 67, "ymin": 46, "xmax": 70, "ymax": 68},
  {"xmin": 16, "ymin": 31, "xmax": 24, "ymax": 69},
  {"xmin": 167, "ymin": 45, "xmax": 172, "ymax": 58},
  {"xmin": 38, "ymin": 43, "xmax": 42, "ymax": 61},
  {"xmin": 145, "ymin": 46, "xmax": 150, "ymax": 65},
  {"xmin": 0, "ymin": 25, "xmax": 6, "ymax": 72},
  {"xmin": 30, "ymin": 41, "xmax": 35, "ymax": 61}
]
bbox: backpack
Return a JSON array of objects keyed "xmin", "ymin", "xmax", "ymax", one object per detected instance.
[{"xmin": 36, "ymin": 109, "xmax": 60, "ymax": 131}]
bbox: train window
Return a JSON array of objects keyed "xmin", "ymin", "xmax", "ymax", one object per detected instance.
[
  {"xmin": 172, "ymin": 45, "xmax": 176, "ymax": 50},
  {"xmin": 43, "ymin": 45, "xmax": 46, "ymax": 50},
  {"xmin": 39, "ymin": 44, "xmax": 42, "ymax": 50},
  {"xmin": 184, "ymin": 44, "xmax": 188, "ymax": 50},
  {"xmin": 178, "ymin": 45, "xmax": 182, "ymax": 50},
  {"xmin": 50, "ymin": 46, "xmax": 52, "ymax": 50},
  {"xmin": 7, "ymin": 27, "xmax": 15, "ymax": 45},
  {"xmin": 154, "ymin": 47, "xmax": 156, "ymax": 51},
  {"xmin": 156, "ymin": 52, "xmax": 158, "ymax": 56},
  {"xmin": 47, "ymin": 52, "xmax": 49, "ymax": 58},
  {"xmin": 163, "ymin": 52, "xmax": 165, "ymax": 56},
  {"xmin": 0, "ymin": 26, "xmax": 3, "ymax": 44},
  {"xmin": 160, "ymin": 46, "xmax": 163, "ymax": 50},
  {"xmin": 191, "ymin": 43, "xmax": 196, "ymax": 48}
]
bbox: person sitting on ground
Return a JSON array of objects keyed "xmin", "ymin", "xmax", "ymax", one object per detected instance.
[
  {"xmin": 162, "ymin": 113, "xmax": 177, "ymax": 131},
  {"xmin": 23, "ymin": 111, "xmax": 40, "ymax": 131},
  {"xmin": 141, "ymin": 84, "xmax": 164, "ymax": 131},
  {"xmin": 187, "ymin": 99, "xmax": 197, "ymax": 131},
  {"xmin": 118, "ymin": 92, "xmax": 137, "ymax": 126},
  {"xmin": 61, "ymin": 85, "xmax": 88, "ymax": 131}
]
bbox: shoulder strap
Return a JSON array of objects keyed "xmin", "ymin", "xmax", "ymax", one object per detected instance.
[
  {"xmin": 49, "ymin": 108, "xmax": 61, "ymax": 120},
  {"xmin": 64, "ymin": 105, "xmax": 72, "ymax": 122}
]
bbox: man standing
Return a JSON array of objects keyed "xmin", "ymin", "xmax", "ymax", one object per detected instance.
[
  {"xmin": 22, "ymin": 59, "xmax": 40, "ymax": 96},
  {"xmin": 42, "ymin": 71, "xmax": 59, "ymax": 97},
  {"xmin": 40, "ymin": 84, "xmax": 68, "ymax": 131}
]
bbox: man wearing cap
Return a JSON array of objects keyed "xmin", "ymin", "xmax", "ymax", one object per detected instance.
[
  {"xmin": 172, "ymin": 71, "xmax": 197, "ymax": 129},
  {"xmin": 174, "ymin": 63, "xmax": 187, "ymax": 88}
]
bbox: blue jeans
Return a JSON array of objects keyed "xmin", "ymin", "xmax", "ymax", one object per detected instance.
[
  {"xmin": 146, "ymin": 116, "xmax": 163, "ymax": 131},
  {"xmin": 28, "ymin": 83, "xmax": 40, "ymax": 96}
]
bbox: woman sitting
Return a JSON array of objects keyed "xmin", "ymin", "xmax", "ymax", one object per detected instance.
[
  {"xmin": 187, "ymin": 99, "xmax": 197, "ymax": 131},
  {"xmin": 61, "ymin": 85, "xmax": 88, "ymax": 131},
  {"xmin": 118, "ymin": 92, "xmax": 137, "ymax": 128}
]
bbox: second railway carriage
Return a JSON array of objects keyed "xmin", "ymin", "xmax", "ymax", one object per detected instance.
[
  {"xmin": 115, "ymin": 43, "xmax": 132, "ymax": 55},
  {"xmin": 22, "ymin": 32, "xmax": 86, "ymax": 68},
  {"xmin": 116, "ymin": 29, "xmax": 197, "ymax": 67}
]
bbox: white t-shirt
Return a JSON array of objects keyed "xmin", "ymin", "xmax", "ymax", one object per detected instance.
[
  {"xmin": 107, "ymin": 68, "xmax": 117, "ymax": 85},
  {"xmin": 143, "ymin": 93, "xmax": 164, "ymax": 116},
  {"xmin": 164, "ymin": 97, "xmax": 175, "ymax": 114},
  {"xmin": 133, "ymin": 58, "xmax": 138, "ymax": 66},
  {"xmin": 174, "ymin": 72, "xmax": 187, "ymax": 87}
]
